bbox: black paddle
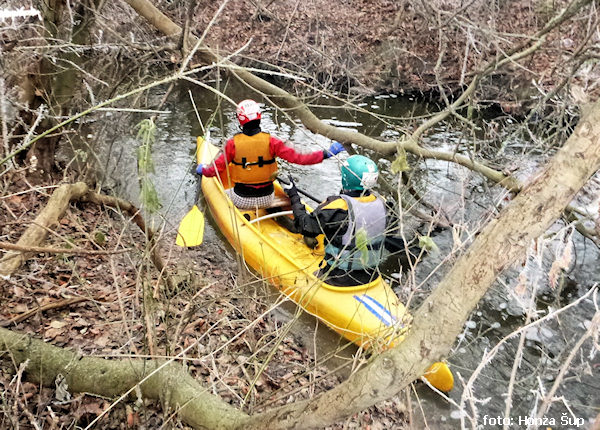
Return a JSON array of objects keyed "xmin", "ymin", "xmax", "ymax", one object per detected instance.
[{"xmin": 277, "ymin": 176, "xmax": 322, "ymax": 204}]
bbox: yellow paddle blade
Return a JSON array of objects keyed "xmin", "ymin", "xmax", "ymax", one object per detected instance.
[
  {"xmin": 176, "ymin": 205, "xmax": 205, "ymax": 247},
  {"xmin": 423, "ymin": 362, "xmax": 454, "ymax": 392},
  {"xmin": 196, "ymin": 136, "xmax": 205, "ymax": 164}
]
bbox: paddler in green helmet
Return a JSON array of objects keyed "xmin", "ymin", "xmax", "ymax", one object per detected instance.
[{"xmin": 283, "ymin": 154, "xmax": 407, "ymax": 286}]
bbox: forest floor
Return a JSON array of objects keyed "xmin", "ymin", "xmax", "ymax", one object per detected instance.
[{"xmin": 0, "ymin": 172, "xmax": 414, "ymax": 429}]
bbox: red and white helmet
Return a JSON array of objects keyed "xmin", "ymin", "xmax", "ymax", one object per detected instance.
[{"xmin": 236, "ymin": 99, "xmax": 262, "ymax": 126}]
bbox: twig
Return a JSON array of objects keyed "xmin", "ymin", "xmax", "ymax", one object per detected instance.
[
  {"xmin": 179, "ymin": 0, "xmax": 231, "ymax": 72},
  {"xmin": 460, "ymin": 286, "xmax": 598, "ymax": 425},
  {"xmin": 411, "ymin": 382, "xmax": 431, "ymax": 429},
  {"xmin": 0, "ymin": 62, "xmax": 217, "ymax": 167},
  {"xmin": 535, "ymin": 298, "xmax": 599, "ymax": 419},
  {"xmin": 503, "ymin": 300, "xmax": 534, "ymax": 428},
  {"xmin": 3, "ymin": 297, "xmax": 90, "ymax": 325},
  {"xmin": 0, "ymin": 77, "xmax": 12, "ymax": 166},
  {"xmin": 275, "ymin": 0, "xmax": 300, "ymax": 60},
  {"xmin": 83, "ymin": 190, "xmax": 176, "ymax": 291},
  {"xmin": 0, "ymin": 241, "xmax": 131, "ymax": 255},
  {"xmin": 109, "ymin": 258, "xmax": 139, "ymax": 355},
  {"xmin": 170, "ymin": 281, "xmax": 218, "ymax": 350}
]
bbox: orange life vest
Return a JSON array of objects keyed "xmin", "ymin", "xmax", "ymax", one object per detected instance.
[{"xmin": 230, "ymin": 132, "xmax": 278, "ymax": 184}]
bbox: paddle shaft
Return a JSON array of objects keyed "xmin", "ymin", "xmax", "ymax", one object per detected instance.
[
  {"xmin": 249, "ymin": 210, "xmax": 294, "ymax": 224},
  {"xmin": 193, "ymin": 134, "xmax": 209, "ymax": 203},
  {"xmin": 277, "ymin": 177, "xmax": 322, "ymax": 204}
]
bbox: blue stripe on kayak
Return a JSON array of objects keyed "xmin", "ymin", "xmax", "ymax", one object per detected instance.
[{"xmin": 353, "ymin": 294, "xmax": 396, "ymax": 326}]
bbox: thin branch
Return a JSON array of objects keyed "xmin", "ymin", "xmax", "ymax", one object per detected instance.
[
  {"xmin": 2, "ymin": 297, "xmax": 90, "ymax": 326},
  {"xmin": 535, "ymin": 298, "xmax": 600, "ymax": 420},
  {"xmin": 0, "ymin": 241, "xmax": 131, "ymax": 255}
]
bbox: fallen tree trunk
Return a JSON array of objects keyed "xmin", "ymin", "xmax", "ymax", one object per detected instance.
[
  {"xmin": 0, "ymin": 182, "xmax": 88, "ymax": 277},
  {"xmin": 0, "ymin": 327, "xmax": 247, "ymax": 429},
  {"xmin": 0, "ymin": 241, "xmax": 131, "ymax": 255},
  {"xmin": 3, "ymin": 297, "xmax": 90, "ymax": 326},
  {"xmin": 235, "ymin": 104, "xmax": 600, "ymax": 429},
  {"xmin": 0, "ymin": 182, "xmax": 176, "ymax": 290}
]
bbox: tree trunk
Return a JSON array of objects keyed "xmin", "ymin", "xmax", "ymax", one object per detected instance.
[
  {"xmin": 0, "ymin": 327, "xmax": 247, "ymax": 429},
  {"xmin": 0, "ymin": 182, "xmax": 89, "ymax": 278},
  {"xmin": 21, "ymin": 0, "xmax": 102, "ymax": 176},
  {"xmin": 236, "ymin": 102, "xmax": 600, "ymax": 429}
]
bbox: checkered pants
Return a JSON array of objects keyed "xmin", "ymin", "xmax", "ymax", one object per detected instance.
[{"xmin": 226, "ymin": 188, "xmax": 275, "ymax": 210}]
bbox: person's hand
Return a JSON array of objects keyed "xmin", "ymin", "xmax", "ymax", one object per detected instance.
[
  {"xmin": 323, "ymin": 141, "xmax": 345, "ymax": 159},
  {"xmin": 281, "ymin": 175, "xmax": 299, "ymax": 198},
  {"xmin": 195, "ymin": 164, "xmax": 204, "ymax": 176}
]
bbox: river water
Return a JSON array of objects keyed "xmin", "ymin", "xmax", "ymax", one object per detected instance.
[{"xmin": 93, "ymin": 81, "xmax": 599, "ymax": 429}]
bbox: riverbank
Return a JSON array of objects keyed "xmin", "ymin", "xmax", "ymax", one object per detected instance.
[{"xmin": 182, "ymin": 0, "xmax": 597, "ymax": 112}]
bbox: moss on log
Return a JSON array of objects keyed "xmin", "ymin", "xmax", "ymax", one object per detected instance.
[{"xmin": 0, "ymin": 327, "xmax": 247, "ymax": 429}]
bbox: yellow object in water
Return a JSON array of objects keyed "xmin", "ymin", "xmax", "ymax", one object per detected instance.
[{"xmin": 423, "ymin": 361, "xmax": 455, "ymax": 392}]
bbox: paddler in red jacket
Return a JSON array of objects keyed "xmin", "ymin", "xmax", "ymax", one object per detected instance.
[{"xmin": 197, "ymin": 99, "xmax": 345, "ymax": 209}]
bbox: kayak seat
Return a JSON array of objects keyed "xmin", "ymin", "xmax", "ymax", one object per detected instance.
[
  {"xmin": 265, "ymin": 199, "xmax": 316, "ymax": 247},
  {"xmin": 267, "ymin": 194, "xmax": 291, "ymax": 209}
]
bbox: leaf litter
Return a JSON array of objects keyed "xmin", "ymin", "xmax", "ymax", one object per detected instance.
[{"xmin": 1, "ymin": 173, "xmax": 410, "ymax": 428}]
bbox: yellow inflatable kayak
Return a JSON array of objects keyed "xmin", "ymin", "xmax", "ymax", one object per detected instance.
[{"xmin": 197, "ymin": 136, "xmax": 453, "ymax": 392}]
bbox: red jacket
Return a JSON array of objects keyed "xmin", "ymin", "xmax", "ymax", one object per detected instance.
[{"xmin": 202, "ymin": 135, "xmax": 324, "ymax": 179}]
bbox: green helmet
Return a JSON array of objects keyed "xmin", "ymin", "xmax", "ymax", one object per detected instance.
[{"xmin": 341, "ymin": 155, "xmax": 379, "ymax": 191}]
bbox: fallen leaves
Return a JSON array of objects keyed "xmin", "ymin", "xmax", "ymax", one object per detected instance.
[
  {"xmin": 1, "ymin": 173, "xmax": 402, "ymax": 428},
  {"xmin": 126, "ymin": 405, "xmax": 140, "ymax": 427},
  {"xmin": 45, "ymin": 320, "xmax": 68, "ymax": 339}
]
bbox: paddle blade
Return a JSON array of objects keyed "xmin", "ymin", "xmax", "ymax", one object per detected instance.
[
  {"xmin": 196, "ymin": 136, "xmax": 205, "ymax": 164},
  {"xmin": 176, "ymin": 205, "xmax": 205, "ymax": 247},
  {"xmin": 423, "ymin": 362, "xmax": 454, "ymax": 392}
]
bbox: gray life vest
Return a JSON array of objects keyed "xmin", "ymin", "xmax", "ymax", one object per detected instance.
[{"xmin": 324, "ymin": 194, "xmax": 388, "ymax": 271}]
